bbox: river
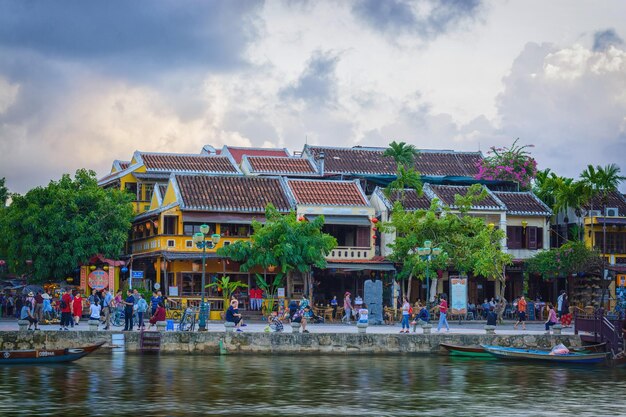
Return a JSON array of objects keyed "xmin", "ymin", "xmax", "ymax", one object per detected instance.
[{"xmin": 0, "ymin": 353, "xmax": 624, "ymax": 416}]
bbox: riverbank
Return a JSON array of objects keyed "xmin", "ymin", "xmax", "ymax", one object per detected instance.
[{"xmin": 0, "ymin": 329, "xmax": 581, "ymax": 354}]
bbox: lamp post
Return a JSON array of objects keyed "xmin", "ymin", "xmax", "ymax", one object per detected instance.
[
  {"xmin": 192, "ymin": 224, "xmax": 221, "ymax": 331},
  {"xmin": 417, "ymin": 240, "xmax": 443, "ymax": 305}
]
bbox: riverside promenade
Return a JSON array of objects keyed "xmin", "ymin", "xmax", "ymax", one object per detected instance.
[{"xmin": 0, "ymin": 318, "xmax": 581, "ymax": 355}]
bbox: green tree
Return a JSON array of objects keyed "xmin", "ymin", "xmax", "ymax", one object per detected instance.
[
  {"xmin": 0, "ymin": 169, "xmax": 134, "ymax": 281},
  {"xmin": 383, "ymin": 140, "xmax": 419, "ymax": 168},
  {"xmin": 217, "ymin": 204, "xmax": 337, "ymax": 314},
  {"xmin": 0, "ymin": 177, "xmax": 8, "ymax": 207},
  {"xmin": 526, "ymin": 241, "xmax": 602, "ymax": 279},
  {"xmin": 553, "ymin": 178, "xmax": 591, "ymax": 240},
  {"xmin": 532, "ymin": 168, "xmax": 558, "ymax": 210},
  {"xmin": 580, "ymin": 163, "xmax": 625, "ymax": 204},
  {"xmin": 207, "ymin": 276, "xmax": 248, "ymax": 312}
]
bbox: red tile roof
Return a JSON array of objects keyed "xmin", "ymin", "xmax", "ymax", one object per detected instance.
[
  {"xmin": 224, "ymin": 146, "xmax": 289, "ymax": 164},
  {"xmin": 118, "ymin": 161, "xmax": 130, "ymax": 170},
  {"xmin": 306, "ymin": 146, "xmax": 396, "ymax": 175},
  {"xmin": 245, "ymin": 156, "xmax": 318, "ymax": 175},
  {"xmin": 175, "ymin": 175, "xmax": 292, "ymax": 212},
  {"xmin": 492, "ymin": 191, "xmax": 552, "ymax": 216},
  {"xmin": 583, "ymin": 190, "xmax": 626, "ymax": 217},
  {"xmin": 414, "ymin": 151, "xmax": 482, "ymax": 177},
  {"xmin": 287, "ymin": 180, "xmax": 369, "ymax": 206},
  {"xmin": 426, "ymin": 184, "xmax": 504, "ymax": 210},
  {"xmin": 384, "ymin": 189, "xmax": 432, "ymax": 211},
  {"xmin": 140, "ymin": 153, "xmax": 239, "ymax": 173}
]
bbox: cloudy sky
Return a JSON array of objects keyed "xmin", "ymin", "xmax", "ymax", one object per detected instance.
[{"xmin": 1, "ymin": 0, "xmax": 625, "ymax": 194}]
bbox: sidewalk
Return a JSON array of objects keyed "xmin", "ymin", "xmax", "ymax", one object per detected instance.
[{"xmin": 0, "ymin": 318, "xmax": 574, "ymax": 336}]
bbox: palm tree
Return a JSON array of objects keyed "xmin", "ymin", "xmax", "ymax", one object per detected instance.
[
  {"xmin": 383, "ymin": 141, "xmax": 419, "ymax": 168},
  {"xmin": 532, "ymin": 168, "xmax": 558, "ymax": 210},
  {"xmin": 384, "ymin": 165, "xmax": 423, "ymax": 201},
  {"xmin": 553, "ymin": 179, "xmax": 591, "ymax": 241}
]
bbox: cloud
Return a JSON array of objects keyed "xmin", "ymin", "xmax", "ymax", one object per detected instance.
[
  {"xmin": 279, "ymin": 51, "xmax": 341, "ymax": 106},
  {"xmin": 0, "ymin": 1, "xmax": 264, "ymax": 77},
  {"xmin": 495, "ymin": 40, "xmax": 626, "ymax": 182},
  {"xmin": 592, "ymin": 29, "xmax": 623, "ymax": 52},
  {"xmin": 351, "ymin": 0, "xmax": 483, "ymax": 40}
]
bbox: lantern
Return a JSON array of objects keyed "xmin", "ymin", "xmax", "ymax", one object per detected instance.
[
  {"xmin": 371, "ymin": 218, "xmax": 379, "ymax": 224},
  {"xmin": 90, "ymin": 265, "xmax": 96, "ymax": 271},
  {"xmin": 103, "ymin": 265, "xmax": 109, "ymax": 271},
  {"xmin": 372, "ymin": 227, "xmax": 377, "ymax": 231},
  {"xmin": 146, "ymin": 222, "xmax": 151, "ymax": 230},
  {"xmin": 372, "ymin": 235, "xmax": 377, "ymax": 239},
  {"xmin": 121, "ymin": 266, "xmax": 129, "ymax": 273}
]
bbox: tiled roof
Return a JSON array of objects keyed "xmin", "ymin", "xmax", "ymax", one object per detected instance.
[
  {"xmin": 426, "ymin": 184, "xmax": 505, "ymax": 210},
  {"xmin": 492, "ymin": 191, "xmax": 552, "ymax": 216},
  {"xmin": 414, "ymin": 151, "xmax": 482, "ymax": 177},
  {"xmin": 583, "ymin": 190, "xmax": 626, "ymax": 217},
  {"xmin": 157, "ymin": 184, "xmax": 167, "ymax": 197},
  {"xmin": 375, "ymin": 187, "xmax": 432, "ymax": 211},
  {"xmin": 245, "ymin": 156, "xmax": 319, "ymax": 175},
  {"xmin": 139, "ymin": 153, "xmax": 239, "ymax": 174},
  {"xmin": 224, "ymin": 146, "xmax": 290, "ymax": 164},
  {"xmin": 306, "ymin": 146, "xmax": 396, "ymax": 175},
  {"xmin": 118, "ymin": 161, "xmax": 130, "ymax": 170},
  {"xmin": 175, "ymin": 175, "xmax": 292, "ymax": 212},
  {"xmin": 287, "ymin": 179, "xmax": 369, "ymax": 206}
]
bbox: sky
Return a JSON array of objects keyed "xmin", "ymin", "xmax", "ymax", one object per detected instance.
[{"xmin": 1, "ymin": 0, "xmax": 625, "ymax": 194}]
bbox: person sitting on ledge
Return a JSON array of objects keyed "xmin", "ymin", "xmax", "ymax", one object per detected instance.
[
  {"xmin": 148, "ymin": 302, "xmax": 166, "ymax": 329},
  {"xmin": 291, "ymin": 305, "xmax": 309, "ymax": 333},
  {"xmin": 20, "ymin": 294, "xmax": 39, "ymax": 331},
  {"xmin": 486, "ymin": 305, "xmax": 497, "ymax": 327},
  {"xmin": 226, "ymin": 299, "xmax": 244, "ymax": 332},
  {"xmin": 411, "ymin": 303, "xmax": 430, "ymax": 332}
]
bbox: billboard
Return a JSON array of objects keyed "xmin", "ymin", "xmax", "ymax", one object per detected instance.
[{"xmin": 449, "ymin": 275, "xmax": 468, "ymax": 315}]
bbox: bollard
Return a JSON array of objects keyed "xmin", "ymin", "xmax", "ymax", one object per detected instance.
[
  {"xmin": 17, "ymin": 320, "xmax": 29, "ymax": 331},
  {"xmin": 88, "ymin": 320, "xmax": 100, "ymax": 331},
  {"xmin": 356, "ymin": 322, "xmax": 368, "ymax": 334},
  {"xmin": 552, "ymin": 324, "xmax": 562, "ymax": 335},
  {"xmin": 484, "ymin": 325, "xmax": 496, "ymax": 335},
  {"xmin": 291, "ymin": 322, "xmax": 301, "ymax": 333},
  {"xmin": 224, "ymin": 321, "xmax": 236, "ymax": 333},
  {"xmin": 422, "ymin": 324, "xmax": 432, "ymax": 335},
  {"xmin": 156, "ymin": 321, "xmax": 167, "ymax": 332}
]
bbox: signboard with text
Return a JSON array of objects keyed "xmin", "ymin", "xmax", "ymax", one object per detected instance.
[
  {"xmin": 132, "ymin": 270, "xmax": 144, "ymax": 279},
  {"xmin": 449, "ymin": 276, "xmax": 468, "ymax": 315},
  {"xmin": 88, "ymin": 269, "xmax": 109, "ymax": 290}
]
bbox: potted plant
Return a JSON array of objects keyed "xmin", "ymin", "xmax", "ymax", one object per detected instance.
[{"xmin": 206, "ymin": 276, "xmax": 248, "ymax": 318}]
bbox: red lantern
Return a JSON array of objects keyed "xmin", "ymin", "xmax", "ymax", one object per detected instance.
[
  {"xmin": 372, "ymin": 227, "xmax": 377, "ymax": 232},
  {"xmin": 371, "ymin": 218, "xmax": 379, "ymax": 224},
  {"xmin": 298, "ymin": 216, "xmax": 304, "ymax": 222},
  {"xmin": 372, "ymin": 235, "xmax": 377, "ymax": 239}
]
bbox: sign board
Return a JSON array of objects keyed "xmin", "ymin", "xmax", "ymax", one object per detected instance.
[
  {"xmin": 80, "ymin": 266, "xmax": 87, "ymax": 290},
  {"xmin": 277, "ymin": 288, "xmax": 285, "ymax": 298},
  {"xmin": 169, "ymin": 286, "xmax": 179, "ymax": 296},
  {"xmin": 88, "ymin": 269, "xmax": 109, "ymax": 290},
  {"xmin": 132, "ymin": 270, "xmax": 144, "ymax": 279},
  {"xmin": 154, "ymin": 283, "xmax": 161, "ymax": 290},
  {"xmin": 108, "ymin": 267, "xmax": 115, "ymax": 292},
  {"xmin": 449, "ymin": 275, "xmax": 468, "ymax": 315}
]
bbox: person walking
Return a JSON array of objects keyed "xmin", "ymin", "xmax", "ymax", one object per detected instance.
[
  {"xmin": 513, "ymin": 295, "xmax": 527, "ymax": 331},
  {"xmin": 42, "ymin": 293, "xmax": 53, "ymax": 322},
  {"xmin": 34, "ymin": 291, "xmax": 44, "ymax": 323},
  {"xmin": 342, "ymin": 292, "xmax": 353, "ymax": 324},
  {"xmin": 59, "ymin": 288, "xmax": 72, "ymax": 331},
  {"xmin": 545, "ymin": 303, "xmax": 558, "ymax": 333},
  {"xmin": 101, "ymin": 288, "xmax": 113, "ymax": 330},
  {"xmin": 400, "ymin": 297, "xmax": 410, "ymax": 333},
  {"xmin": 436, "ymin": 295, "xmax": 450, "ymax": 332},
  {"xmin": 72, "ymin": 291, "xmax": 83, "ymax": 326},
  {"xmin": 559, "ymin": 293, "xmax": 572, "ymax": 328},
  {"xmin": 136, "ymin": 294, "xmax": 148, "ymax": 330},
  {"xmin": 123, "ymin": 290, "xmax": 135, "ymax": 331}
]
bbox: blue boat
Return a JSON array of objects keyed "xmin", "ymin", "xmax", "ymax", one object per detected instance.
[
  {"xmin": 0, "ymin": 342, "xmax": 105, "ymax": 365},
  {"xmin": 480, "ymin": 345, "xmax": 609, "ymax": 364}
]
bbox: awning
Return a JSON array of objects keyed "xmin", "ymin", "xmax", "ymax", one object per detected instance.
[
  {"xmin": 182, "ymin": 212, "xmax": 267, "ymax": 224},
  {"xmin": 130, "ymin": 251, "xmax": 222, "ymax": 261},
  {"xmin": 305, "ymin": 214, "xmax": 371, "ymax": 226},
  {"xmin": 594, "ymin": 217, "xmax": 626, "ymax": 225},
  {"xmin": 323, "ymin": 262, "xmax": 396, "ymax": 271}
]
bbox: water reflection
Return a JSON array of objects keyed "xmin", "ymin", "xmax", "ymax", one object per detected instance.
[{"xmin": 0, "ymin": 354, "xmax": 624, "ymax": 416}]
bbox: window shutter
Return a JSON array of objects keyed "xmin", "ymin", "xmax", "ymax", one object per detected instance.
[
  {"xmin": 536, "ymin": 227, "xmax": 543, "ymax": 249},
  {"xmin": 526, "ymin": 226, "xmax": 537, "ymax": 250},
  {"xmin": 507, "ymin": 226, "xmax": 522, "ymax": 249}
]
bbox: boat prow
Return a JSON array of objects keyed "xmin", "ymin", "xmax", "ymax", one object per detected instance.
[
  {"xmin": 440, "ymin": 343, "xmax": 492, "ymax": 358},
  {"xmin": 480, "ymin": 344, "xmax": 609, "ymax": 364}
]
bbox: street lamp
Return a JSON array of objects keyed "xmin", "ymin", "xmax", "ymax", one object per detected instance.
[
  {"xmin": 416, "ymin": 240, "xmax": 444, "ymax": 305},
  {"xmin": 191, "ymin": 224, "xmax": 221, "ymax": 331}
]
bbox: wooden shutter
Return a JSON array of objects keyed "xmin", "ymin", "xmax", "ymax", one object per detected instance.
[
  {"xmin": 507, "ymin": 226, "xmax": 523, "ymax": 249},
  {"xmin": 526, "ymin": 226, "xmax": 537, "ymax": 250},
  {"xmin": 536, "ymin": 227, "xmax": 543, "ymax": 249},
  {"xmin": 356, "ymin": 227, "xmax": 370, "ymax": 247}
]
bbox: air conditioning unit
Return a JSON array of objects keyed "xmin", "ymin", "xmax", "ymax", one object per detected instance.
[
  {"xmin": 605, "ymin": 207, "xmax": 618, "ymax": 217},
  {"xmin": 588, "ymin": 210, "xmax": 601, "ymax": 217}
]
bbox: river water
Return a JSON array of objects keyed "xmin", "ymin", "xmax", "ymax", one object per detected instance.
[{"xmin": 0, "ymin": 353, "xmax": 624, "ymax": 416}]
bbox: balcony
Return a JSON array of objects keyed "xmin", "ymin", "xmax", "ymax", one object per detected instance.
[{"xmin": 327, "ymin": 246, "xmax": 373, "ymax": 261}]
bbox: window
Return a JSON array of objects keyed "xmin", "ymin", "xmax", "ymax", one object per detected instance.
[
  {"xmin": 163, "ymin": 216, "xmax": 178, "ymax": 235},
  {"xmin": 125, "ymin": 182, "xmax": 137, "ymax": 198},
  {"xmin": 323, "ymin": 225, "xmax": 358, "ymax": 247},
  {"xmin": 186, "ymin": 240, "xmax": 193, "ymax": 248},
  {"xmin": 507, "ymin": 226, "xmax": 543, "ymax": 250},
  {"xmin": 183, "ymin": 223, "xmax": 217, "ymax": 236},
  {"xmin": 143, "ymin": 184, "xmax": 154, "ymax": 202},
  {"xmin": 167, "ymin": 240, "xmax": 175, "ymax": 248},
  {"xmin": 219, "ymin": 223, "xmax": 251, "ymax": 237}
]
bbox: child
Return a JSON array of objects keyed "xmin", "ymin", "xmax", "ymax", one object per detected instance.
[{"xmin": 358, "ymin": 303, "xmax": 369, "ymax": 324}]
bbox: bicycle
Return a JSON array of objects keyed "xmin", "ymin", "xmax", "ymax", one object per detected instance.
[{"xmin": 178, "ymin": 307, "xmax": 197, "ymax": 331}]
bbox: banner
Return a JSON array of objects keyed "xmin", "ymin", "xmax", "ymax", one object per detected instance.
[{"xmin": 449, "ymin": 276, "xmax": 468, "ymax": 315}]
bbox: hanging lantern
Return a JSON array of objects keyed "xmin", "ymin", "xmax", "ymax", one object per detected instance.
[
  {"xmin": 371, "ymin": 218, "xmax": 379, "ymax": 224},
  {"xmin": 297, "ymin": 216, "xmax": 305, "ymax": 222},
  {"xmin": 103, "ymin": 265, "xmax": 109, "ymax": 271},
  {"xmin": 90, "ymin": 265, "xmax": 96, "ymax": 271},
  {"xmin": 66, "ymin": 277, "xmax": 74, "ymax": 283},
  {"xmin": 372, "ymin": 227, "xmax": 377, "ymax": 232},
  {"xmin": 153, "ymin": 220, "xmax": 159, "ymax": 229},
  {"xmin": 146, "ymin": 222, "xmax": 151, "ymax": 230},
  {"xmin": 121, "ymin": 266, "xmax": 129, "ymax": 273},
  {"xmin": 268, "ymin": 265, "xmax": 276, "ymax": 272},
  {"xmin": 372, "ymin": 235, "xmax": 377, "ymax": 239}
]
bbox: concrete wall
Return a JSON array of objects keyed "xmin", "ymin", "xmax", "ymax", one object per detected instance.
[{"xmin": 0, "ymin": 331, "xmax": 581, "ymax": 355}]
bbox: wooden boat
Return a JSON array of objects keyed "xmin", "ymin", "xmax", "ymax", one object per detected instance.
[
  {"xmin": 570, "ymin": 342, "xmax": 607, "ymax": 353},
  {"xmin": 440, "ymin": 343, "xmax": 492, "ymax": 358},
  {"xmin": 0, "ymin": 342, "xmax": 105, "ymax": 364},
  {"xmin": 480, "ymin": 344, "xmax": 609, "ymax": 364}
]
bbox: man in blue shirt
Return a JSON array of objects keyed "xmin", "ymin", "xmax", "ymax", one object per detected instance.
[
  {"xmin": 20, "ymin": 300, "xmax": 39, "ymax": 330},
  {"xmin": 123, "ymin": 290, "xmax": 135, "ymax": 331},
  {"xmin": 225, "ymin": 299, "xmax": 244, "ymax": 332},
  {"xmin": 102, "ymin": 288, "xmax": 113, "ymax": 330},
  {"xmin": 150, "ymin": 291, "xmax": 160, "ymax": 317}
]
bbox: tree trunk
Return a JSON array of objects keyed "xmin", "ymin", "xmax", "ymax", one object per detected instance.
[{"xmin": 406, "ymin": 272, "xmax": 413, "ymax": 301}]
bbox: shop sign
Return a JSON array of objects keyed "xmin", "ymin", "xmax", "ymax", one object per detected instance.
[
  {"xmin": 80, "ymin": 267, "xmax": 88, "ymax": 289},
  {"xmin": 88, "ymin": 269, "xmax": 109, "ymax": 290},
  {"xmin": 449, "ymin": 276, "xmax": 468, "ymax": 315}
]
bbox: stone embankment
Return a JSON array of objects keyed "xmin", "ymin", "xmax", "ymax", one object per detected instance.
[{"xmin": 0, "ymin": 331, "xmax": 581, "ymax": 355}]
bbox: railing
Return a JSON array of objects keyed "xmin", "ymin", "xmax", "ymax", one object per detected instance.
[
  {"xmin": 327, "ymin": 246, "xmax": 373, "ymax": 261},
  {"xmin": 574, "ymin": 309, "xmax": 624, "ymax": 355}
]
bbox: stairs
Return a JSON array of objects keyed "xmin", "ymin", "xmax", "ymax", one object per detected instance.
[{"xmin": 140, "ymin": 330, "xmax": 162, "ymax": 353}]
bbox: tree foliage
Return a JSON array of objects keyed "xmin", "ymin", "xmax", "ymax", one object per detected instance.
[
  {"xmin": 526, "ymin": 241, "xmax": 602, "ymax": 279},
  {"xmin": 380, "ymin": 184, "xmax": 512, "ymax": 295},
  {"xmin": 476, "ymin": 139, "xmax": 537, "ymax": 190},
  {"xmin": 0, "ymin": 169, "xmax": 134, "ymax": 282},
  {"xmin": 0, "ymin": 177, "xmax": 8, "ymax": 207},
  {"xmin": 217, "ymin": 204, "xmax": 337, "ymax": 310},
  {"xmin": 383, "ymin": 140, "xmax": 419, "ymax": 168}
]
